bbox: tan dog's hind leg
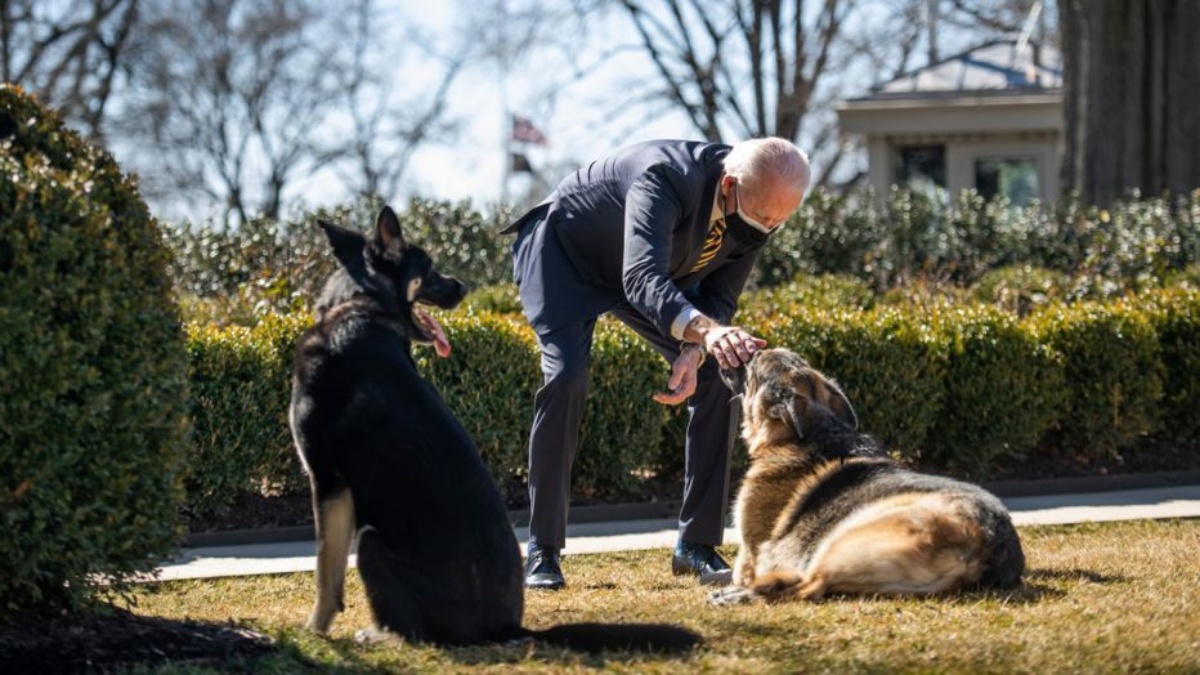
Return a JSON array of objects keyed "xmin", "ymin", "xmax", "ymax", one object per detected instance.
[
  {"xmin": 307, "ymin": 487, "xmax": 356, "ymax": 633},
  {"xmin": 733, "ymin": 547, "xmax": 758, "ymax": 587},
  {"xmin": 801, "ymin": 501, "xmax": 983, "ymax": 599}
]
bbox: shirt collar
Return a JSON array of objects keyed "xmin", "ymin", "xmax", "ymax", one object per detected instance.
[{"xmin": 710, "ymin": 175, "xmax": 725, "ymax": 224}]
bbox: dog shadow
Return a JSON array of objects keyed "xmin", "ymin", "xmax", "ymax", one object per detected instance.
[
  {"xmin": 320, "ymin": 624, "xmax": 702, "ymax": 668},
  {"xmin": 441, "ymin": 638, "xmax": 702, "ymax": 668},
  {"xmin": 708, "ymin": 566, "xmax": 1126, "ymax": 608},
  {"xmin": 905, "ymin": 566, "xmax": 1127, "ymax": 606}
]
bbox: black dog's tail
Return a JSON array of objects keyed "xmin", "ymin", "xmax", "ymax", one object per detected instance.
[{"xmin": 519, "ymin": 622, "xmax": 702, "ymax": 653}]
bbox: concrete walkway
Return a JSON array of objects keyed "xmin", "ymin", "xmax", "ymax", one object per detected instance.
[{"xmin": 152, "ymin": 485, "xmax": 1200, "ymax": 582}]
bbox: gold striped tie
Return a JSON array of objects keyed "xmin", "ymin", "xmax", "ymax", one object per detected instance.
[{"xmin": 689, "ymin": 217, "xmax": 726, "ymax": 273}]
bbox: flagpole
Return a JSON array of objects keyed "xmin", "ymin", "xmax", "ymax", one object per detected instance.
[{"xmin": 499, "ymin": 0, "xmax": 511, "ymax": 204}]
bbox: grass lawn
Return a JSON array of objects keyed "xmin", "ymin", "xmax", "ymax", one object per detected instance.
[{"xmin": 123, "ymin": 519, "xmax": 1199, "ymax": 673}]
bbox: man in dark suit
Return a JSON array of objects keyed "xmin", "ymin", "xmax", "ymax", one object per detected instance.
[{"xmin": 504, "ymin": 137, "xmax": 810, "ymax": 589}]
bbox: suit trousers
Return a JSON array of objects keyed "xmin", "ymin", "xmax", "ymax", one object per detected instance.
[{"xmin": 526, "ymin": 303, "xmax": 737, "ymax": 551}]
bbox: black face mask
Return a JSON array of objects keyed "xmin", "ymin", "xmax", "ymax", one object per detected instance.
[{"xmin": 724, "ymin": 212, "xmax": 772, "ymax": 244}]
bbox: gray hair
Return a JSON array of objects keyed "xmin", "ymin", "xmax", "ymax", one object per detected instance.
[{"xmin": 724, "ymin": 137, "xmax": 811, "ymax": 195}]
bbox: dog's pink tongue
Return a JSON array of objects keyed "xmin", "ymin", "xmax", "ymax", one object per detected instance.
[{"xmin": 416, "ymin": 307, "xmax": 451, "ymax": 358}]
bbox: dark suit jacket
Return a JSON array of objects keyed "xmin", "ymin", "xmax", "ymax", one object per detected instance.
[{"xmin": 505, "ymin": 139, "xmax": 769, "ymax": 336}]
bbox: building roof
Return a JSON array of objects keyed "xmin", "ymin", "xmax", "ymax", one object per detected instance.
[{"xmin": 854, "ymin": 38, "xmax": 1062, "ymax": 102}]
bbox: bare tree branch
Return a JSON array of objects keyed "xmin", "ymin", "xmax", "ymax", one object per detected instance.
[{"xmin": 1, "ymin": 0, "xmax": 139, "ymax": 140}]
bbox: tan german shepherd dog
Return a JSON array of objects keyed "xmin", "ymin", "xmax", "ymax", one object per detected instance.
[{"xmin": 711, "ymin": 349, "xmax": 1024, "ymax": 604}]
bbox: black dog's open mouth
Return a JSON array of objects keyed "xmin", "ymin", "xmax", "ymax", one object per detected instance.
[{"xmin": 413, "ymin": 304, "xmax": 452, "ymax": 358}]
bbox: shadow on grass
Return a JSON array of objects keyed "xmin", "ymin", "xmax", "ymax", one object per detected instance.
[
  {"xmin": 1025, "ymin": 567, "xmax": 1129, "ymax": 585},
  {"xmin": 0, "ymin": 606, "xmax": 315, "ymax": 673}
]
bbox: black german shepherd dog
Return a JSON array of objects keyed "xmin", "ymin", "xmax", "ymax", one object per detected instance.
[{"xmin": 289, "ymin": 206, "xmax": 699, "ymax": 652}]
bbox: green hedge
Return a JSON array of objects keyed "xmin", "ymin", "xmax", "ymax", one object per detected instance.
[
  {"xmin": 1032, "ymin": 302, "xmax": 1164, "ymax": 460},
  {"xmin": 1129, "ymin": 290, "xmax": 1200, "ymax": 447},
  {"xmin": 179, "ymin": 288, "xmax": 1200, "ymax": 515},
  {"xmin": 924, "ymin": 306, "xmax": 1066, "ymax": 476},
  {"xmin": 0, "ymin": 86, "xmax": 190, "ymax": 611},
  {"xmin": 185, "ymin": 313, "xmax": 308, "ymax": 516}
]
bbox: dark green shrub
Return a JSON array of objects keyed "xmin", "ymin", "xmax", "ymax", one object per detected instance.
[
  {"xmin": 462, "ymin": 282, "xmax": 522, "ymax": 315},
  {"xmin": 1139, "ymin": 289, "xmax": 1200, "ymax": 447},
  {"xmin": 923, "ymin": 306, "xmax": 1066, "ymax": 476},
  {"xmin": 971, "ymin": 265, "xmax": 1071, "ymax": 317},
  {"xmin": 396, "ymin": 199, "xmax": 518, "ymax": 289},
  {"xmin": 423, "ymin": 314, "xmax": 673, "ymax": 504},
  {"xmin": 0, "ymin": 86, "xmax": 190, "ymax": 611},
  {"xmin": 757, "ymin": 188, "xmax": 889, "ymax": 287},
  {"xmin": 185, "ymin": 313, "xmax": 307, "ymax": 517},
  {"xmin": 740, "ymin": 273, "xmax": 875, "ymax": 321},
  {"xmin": 1033, "ymin": 302, "xmax": 1163, "ymax": 459},
  {"xmin": 1163, "ymin": 263, "xmax": 1200, "ymax": 290}
]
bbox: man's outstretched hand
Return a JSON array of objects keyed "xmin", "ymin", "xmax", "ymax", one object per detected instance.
[{"xmin": 699, "ymin": 324, "xmax": 766, "ymax": 370}]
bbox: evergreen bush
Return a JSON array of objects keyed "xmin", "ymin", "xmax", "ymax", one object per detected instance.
[{"xmin": 0, "ymin": 86, "xmax": 190, "ymax": 611}]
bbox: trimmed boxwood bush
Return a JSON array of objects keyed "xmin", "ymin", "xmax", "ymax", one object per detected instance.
[
  {"xmin": 1139, "ymin": 289, "xmax": 1200, "ymax": 447},
  {"xmin": 424, "ymin": 313, "xmax": 675, "ymax": 503},
  {"xmin": 0, "ymin": 86, "xmax": 190, "ymax": 611},
  {"xmin": 924, "ymin": 306, "xmax": 1066, "ymax": 476},
  {"xmin": 575, "ymin": 319, "xmax": 675, "ymax": 500},
  {"xmin": 185, "ymin": 313, "xmax": 308, "ymax": 517},
  {"xmin": 1032, "ymin": 302, "xmax": 1163, "ymax": 459},
  {"xmin": 418, "ymin": 311, "xmax": 540, "ymax": 500}
]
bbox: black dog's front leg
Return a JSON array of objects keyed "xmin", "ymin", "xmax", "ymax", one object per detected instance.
[{"xmin": 308, "ymin": 485, "xmax": 355, "ymax": 633}]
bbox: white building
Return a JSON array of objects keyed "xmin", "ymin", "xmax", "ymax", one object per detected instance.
[{"xmin": 837, "ymin": 39, "xmax": 1063, "ymax": 206}]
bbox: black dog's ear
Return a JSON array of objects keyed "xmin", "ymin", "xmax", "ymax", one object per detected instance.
[
  {"xmin": 374, "ymin": 205, "xmax": 405, "ymax": 252},
  {"xmin": 319, "ymin": 219, "xmax": 366, "ymax": 272}
]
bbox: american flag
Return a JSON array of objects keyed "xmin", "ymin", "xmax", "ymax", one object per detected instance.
[{"xmin": 511, "ymin": 114, "xmax": 548, "ymax": 146}]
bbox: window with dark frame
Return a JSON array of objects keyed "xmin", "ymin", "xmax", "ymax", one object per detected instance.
[
  {"xmin": 974, "ymin": 157, "xmax": 1038, "ymax": 207},
  {"xmin": 895, "ymin": 145, "xmax": 947, "ymax": 196}
]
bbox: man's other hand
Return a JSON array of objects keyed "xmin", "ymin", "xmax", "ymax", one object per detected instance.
[{"xmin": 653, "ymin": 346, "xmax": 703, "ymax": 405}]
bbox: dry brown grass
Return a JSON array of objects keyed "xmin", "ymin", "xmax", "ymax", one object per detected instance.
[{"xmin": 126, "ymin": 518, "xmax": 1200, "ymax": 673}]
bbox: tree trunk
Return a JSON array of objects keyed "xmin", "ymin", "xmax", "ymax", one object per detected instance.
[{"xmin": 1060, "ymin": 0, "xmax": 1200, "ymax": 206}]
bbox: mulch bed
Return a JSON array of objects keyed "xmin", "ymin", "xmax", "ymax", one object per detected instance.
[{"xmin": 0, "ymin": 607, "xmax": 279, "ymax": 673}]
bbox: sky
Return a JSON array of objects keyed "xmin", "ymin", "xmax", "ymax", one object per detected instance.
[
  {"xmin": 275, "ymin": 0, "xmax": 700, "ymax": 220},
  {"xmin": 348, "ymin": 1, "xmax": 696, "ymax": 207},
  {"xmin": 114, "ymin": 0, "xmax": 1043, "ymax": 225}
]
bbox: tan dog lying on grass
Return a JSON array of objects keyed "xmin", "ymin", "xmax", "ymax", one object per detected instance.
[{"xmin": 710, "ymin": 349, "xmax": 1024, "ymax": 605}]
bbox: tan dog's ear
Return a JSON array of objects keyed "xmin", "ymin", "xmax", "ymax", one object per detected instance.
[{"xmin": 815, "ymin": 373, "xmax": 858, "ymax": 431}]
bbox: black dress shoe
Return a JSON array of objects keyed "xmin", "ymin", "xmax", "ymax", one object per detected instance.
[
  {"xmin": 524, "ymin": 544, "xmax": 565, "ymax": 590},
  {"xmin": 672, "ymin": 541, "xmax": 731, "ymax": 582}
]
